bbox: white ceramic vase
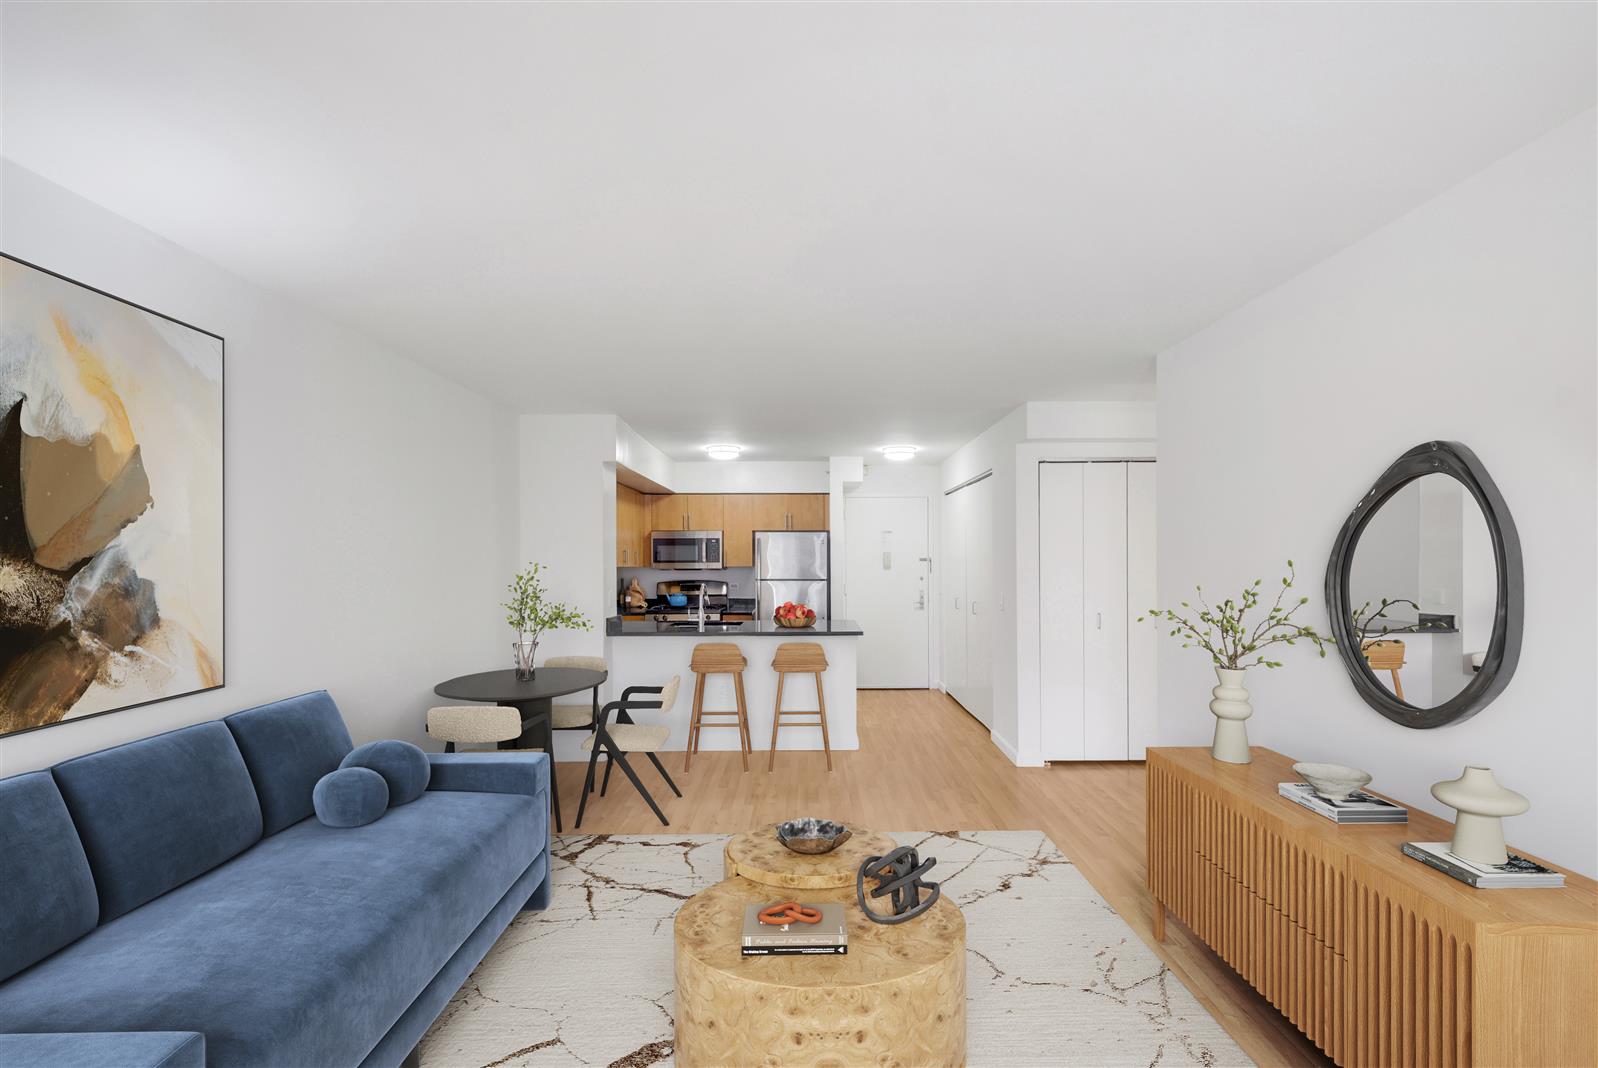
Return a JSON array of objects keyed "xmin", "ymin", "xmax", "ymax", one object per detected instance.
[
  {"xmin": 1431, "ymin": 766, "xmax": 1529, "ymax": 867},
  {"xmin": 1209, "ymin": 666, "xmax": 1253, "ymax": 764}
]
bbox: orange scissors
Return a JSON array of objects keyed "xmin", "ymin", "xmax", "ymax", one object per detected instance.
[{"xmin": 757, "ymin": 901, "xmax": 822, "ymax": 925}]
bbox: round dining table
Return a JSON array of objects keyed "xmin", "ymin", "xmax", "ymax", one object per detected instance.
[{"xmin": 433, "ymin": 666, "xmax": 607, "ymax": 832}]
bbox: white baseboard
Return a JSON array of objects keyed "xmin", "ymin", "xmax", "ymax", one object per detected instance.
[{"xmin": 989, "ymin": 730, "xmax": 1021, "ymax": 765}]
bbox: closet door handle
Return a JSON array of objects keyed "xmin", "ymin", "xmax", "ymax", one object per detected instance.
[
  {"xmin": 1096, "ymin": 612, "xmax": 1103, "ymax": 630},
  {"xmin": 954, "ymin": 596, "xmax": 961, "ymax": 611}
]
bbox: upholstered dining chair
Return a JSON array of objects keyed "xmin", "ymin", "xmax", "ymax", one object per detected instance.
[
  {"xmin": 543, "ymin": 654, "xmax": 609, "ymax": 793},
  {"xmin": 425, "ymin": 705, "xmax": 522, "ymax": 753},
  {"xmin": 574, "ymin": 676, "xmax": 682, "ymax": 828}
]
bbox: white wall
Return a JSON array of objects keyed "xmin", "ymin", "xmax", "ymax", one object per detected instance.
[
  {"xmin": 670, "ymin": 460, "xmax": 828, "ymax": 493},
  {"xmin": 1155, "ymin": 112, "xmax": 1597, "ymax": 876},
  {"xmin": 0, "ymin": 160, "xmax": 520, "ymax": 772},
  {"xmin": 516, "ymin": 414, "xmax": 618, "ymax": 663}
]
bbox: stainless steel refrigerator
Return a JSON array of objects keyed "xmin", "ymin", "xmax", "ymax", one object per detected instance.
[{"xmin": 755, "ymin": 530, "xmax": 830, "ymax": 620}]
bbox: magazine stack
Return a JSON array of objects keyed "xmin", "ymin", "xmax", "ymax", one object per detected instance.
[{"xmin": 1277, "ymin": 782, "xmax": 1408, "ymax": 824}]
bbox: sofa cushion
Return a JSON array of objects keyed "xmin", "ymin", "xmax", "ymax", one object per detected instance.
[
  {"xmin": 341, "ymin": 739, "xmax": 430, "ymax": 806},
  {"xmin": 0, "ymin": 1031, "xmax": 205, "ymax": 1068},
  {"xmin": 0, "ymin": 787, "xmax": 547, "ymax": 1068},
  {"xmin": 0, "ymin": 772, "xmax": 100, "ymax": 981},
  {"xmin": 224, "ymin": 690, "xmax": 354, "ymax": 835},
  {"xmin": 51, "ymin": 722, "xmax": 262, "ymax": 922},
  {"xmin": 313, "ymin": 767, "xmax": 389, "ymax": 827}
]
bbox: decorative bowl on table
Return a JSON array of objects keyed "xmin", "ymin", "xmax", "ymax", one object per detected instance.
[
  {"xmin": 774, "ymin": 601, "xmax": 817, "ymax": 628},
  {"xmin": 1293, "ymin": 762, "xmax": 1373, "ymax": 801},
  {"xmin": 776, "ymin": 818, "xmax": 852, "ymax": 854}
]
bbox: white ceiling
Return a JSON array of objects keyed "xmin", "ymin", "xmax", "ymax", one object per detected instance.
[{"xmin": 4, "ymin": 3, "xmax": 1593, "ymax": 460}]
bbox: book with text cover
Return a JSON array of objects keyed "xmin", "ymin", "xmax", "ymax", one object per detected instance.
[
  {"xmin": 1278, "ymin": 782, "xmax": 1408, "ymax": 824},
  {"xmin": 742, "ymin": 903, "xmax": 848, "ymax": 956},
  {"xmin": 1401, "ymin": 842, "xmax": 1565, "ymax": 889}
]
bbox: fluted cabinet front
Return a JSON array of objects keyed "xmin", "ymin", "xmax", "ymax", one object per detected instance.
[{"xmin": 1147, "ymin": 748, "xmax": 1595, "ymax": 1068}]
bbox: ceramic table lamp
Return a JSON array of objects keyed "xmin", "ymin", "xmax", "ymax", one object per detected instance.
[{"xmin": 1430, "ymin": 766, "xmax": 1529, "ymax": 867}]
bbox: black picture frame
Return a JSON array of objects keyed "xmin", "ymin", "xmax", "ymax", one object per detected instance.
[
  {"xmin": 1324, "ymin": 441, "xmax": 1522, "ymax": 729},
  {"xmin": 0, "ymin": 251, "xmax": 225, "ymax": 739}
]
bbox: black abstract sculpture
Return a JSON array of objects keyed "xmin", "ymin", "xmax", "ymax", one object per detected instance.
[{"xmin": 856, "ymin": 846, "xmax": 940, "ymax": 924}]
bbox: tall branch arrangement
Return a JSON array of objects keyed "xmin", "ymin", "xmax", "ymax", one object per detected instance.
[
  {"xmin": 1139, "ymin": 560, "xmax": 1332, "ymax": 670},
  {"xmin": 504, "ymin": 562, "xmax": 591, "ymax": 645}
]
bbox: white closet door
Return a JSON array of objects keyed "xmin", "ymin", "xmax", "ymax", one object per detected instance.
[
  {"xmin": 1083, "ymin": 463, "xmax": 1129, "ymax": 759},
  {"xmin": 941, "ymin": 486, "xmax": 967, "ymax": 704},
  {"xmin": 1038, "ymin": 464, "xmax": 1086, "ymax": 759},
  {"xmin": 1126, "ymin": 463, "xmax": 1158, "ymax": 758},
  {"xmin": 962, "ymin": 476, "xmax": 994, "ymax": 728}
]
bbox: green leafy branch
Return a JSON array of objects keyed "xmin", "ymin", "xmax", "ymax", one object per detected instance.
[
  {"xmin": 504, "ymin": 562, "xmax": 591, "ymax": 644},
  {"xmin": 1138, "ymin": 560, "xmax": 1333, "ymax": 670},
  {"xmin": 1351, "ymin": 597, "xmax": 1449, "ymax": 644}
]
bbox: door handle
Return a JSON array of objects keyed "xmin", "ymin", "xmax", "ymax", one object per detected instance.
[
  {"xmin": 915, "ymin": 591, "xmax": 925, "ymax": 610},
  {"xmin": 1096, "ymin": 611, "xmax": 1103, "ymax": 630},
  {"xmin": 970, "ymin": 600, "xmax": 978, "ymax": 616},
  {"xmin": 953, "ymin": 596, "xmax": 961, "ymax": 611}
]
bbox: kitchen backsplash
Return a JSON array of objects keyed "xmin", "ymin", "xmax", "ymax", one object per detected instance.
[{"xmin": 617, "ymin": 567, "xmax": 757, "ymax": 600}]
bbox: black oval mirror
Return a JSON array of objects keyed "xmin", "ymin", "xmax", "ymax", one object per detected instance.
[{"xmin": 1324, "ymin": 442, "xmax": 1522, "ymax": 728}]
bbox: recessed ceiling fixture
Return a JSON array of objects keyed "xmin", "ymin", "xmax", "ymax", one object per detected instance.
[
  {"xmin": 705, "ymin": 444, "xmax": 742, "ymax": 461},
  {"xmin": 880, "ymin": 444, "xmax": 919, "ymax": 462}
]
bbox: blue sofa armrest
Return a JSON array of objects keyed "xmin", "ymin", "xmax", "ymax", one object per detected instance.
[
  {"xmin": 427, "ymin": 751, "xmax": 549, "ymax": 801},
  {"xmin": 0, "ymin": 1032, "xmax": 205, "ymax": 1068}
]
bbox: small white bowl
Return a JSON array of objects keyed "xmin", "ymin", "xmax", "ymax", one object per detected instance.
[{"xmin": 1293, "ymin": 762, "xmax": 1373, "ymax": 801}]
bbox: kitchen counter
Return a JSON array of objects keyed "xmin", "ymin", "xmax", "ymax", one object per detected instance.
[
  {"xmin": 543, "ymin": 617, "xmax": 863, "ymax": 762},
  {"xmin": 606, "ymin": 617, "xmax": 864, "ymax": 637}
]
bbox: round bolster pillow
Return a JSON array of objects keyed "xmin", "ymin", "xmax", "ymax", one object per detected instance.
[
  {"xmin": 313, "ymin": 767, "xmax": 390, "ymax": 828},
  {"xmin": 339, "ymin": 739, "xmax": 430, "ymax": 807}
]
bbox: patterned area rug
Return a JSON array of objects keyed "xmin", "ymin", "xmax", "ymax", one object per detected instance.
[{"xmin": 420, "ymin": 832, "xmax": 1251, "ymax": 1067}]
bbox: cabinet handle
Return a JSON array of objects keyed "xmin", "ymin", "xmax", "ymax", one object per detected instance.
[
  {"xmin": 1096, "ymin": 611, "xmax": 1103, "ymax": 630},
  {"xmin": 954, "ymin": 596, "xmax": 961, "ymax": 610}
]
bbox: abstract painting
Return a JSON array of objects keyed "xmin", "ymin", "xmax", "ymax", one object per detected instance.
[{"xmin": 0, "ymin": 254, "xmax": 223, "ymax": 737}]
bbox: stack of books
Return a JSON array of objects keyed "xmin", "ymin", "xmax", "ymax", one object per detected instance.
[
  {"xmin": 1278, "ymin": 782, "xmax": 1408, "ymax": 824},
  {"xmin": 1401, "ymin": 842, "xmax": 1565, "ymax": 889},
  {"xmin": 741, "ymin": 904, "xmax": 848, "ymax": 956}
]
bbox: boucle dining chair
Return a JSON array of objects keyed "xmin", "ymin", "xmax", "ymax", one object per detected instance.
[
  {"xmin": 574, "ymin": 676, "xmax": 682, "ymax": 828},
  {"xmin": 424, "ymin": 705, "xmax": 523, "ymax": 753},
  {"xmin": 543, "ymin": 654, "xmax": 608, "ymax": 792}
]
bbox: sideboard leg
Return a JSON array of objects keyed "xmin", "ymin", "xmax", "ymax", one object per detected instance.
[{"xmin": 1152, "ymin": 897, "xmax": 1166, "ymax": 943}]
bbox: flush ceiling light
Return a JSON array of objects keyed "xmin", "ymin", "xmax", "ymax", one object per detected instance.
[
  {"xmin": 705, "ymin": 444, "xmax": 742, "ymax": 461},
  {"xmin": 880, "ymin": 444, "xmax": 919, "ymax": 462}
]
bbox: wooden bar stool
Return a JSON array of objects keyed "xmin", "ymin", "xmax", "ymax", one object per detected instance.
[
  {"xmin": 769, "ymin": 642, "xmax": 831, "ymax": 772},
  {"xmin": 685, "ymin": 642, "xmax": 751, "ymax": 772}
]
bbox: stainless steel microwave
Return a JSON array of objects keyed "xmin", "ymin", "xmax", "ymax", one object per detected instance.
[{"xmin": 650, "ymin": 530, "xmax": 724, "ymax": 570}]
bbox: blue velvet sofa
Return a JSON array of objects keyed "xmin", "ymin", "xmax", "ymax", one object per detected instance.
[{"xmin": 0, "ymin": 690, "xmax": 552, "ymax": 1068}]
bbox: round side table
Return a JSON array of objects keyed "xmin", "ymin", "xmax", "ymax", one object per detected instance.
[{"xmin": 674, "ymin": 826, "xmax": 966, "ymax": 1067}]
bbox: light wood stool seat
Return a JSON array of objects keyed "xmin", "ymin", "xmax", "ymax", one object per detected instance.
[
  {"xmin": 426, "ymin": 705, "xmax": 521, "ymax": 752},
  {"xmin": 1361, "ymin": 638, "xmax": 1407, "ymax": 700},
  {"xmin": 685, "ymin": 642, "xmax": 752, "ymax": 772},
  {"xmin": 769, "ymin": 642, "xmax": 831, "ymax": 771}
]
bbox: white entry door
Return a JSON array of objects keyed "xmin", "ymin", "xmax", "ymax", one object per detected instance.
[{"xmin": 844, "ymin": 496, "xmax": 930, "ymax": 688}]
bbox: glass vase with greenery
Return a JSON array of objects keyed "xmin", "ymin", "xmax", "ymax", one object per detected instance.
[{"xmin": 504, "ymin": 562, "xmax": 591, "ymax": 680}]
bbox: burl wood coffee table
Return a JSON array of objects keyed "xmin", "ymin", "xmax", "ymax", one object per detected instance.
[{"xmin": 673, "ymin": 826, "xmax": 966, "ymax": 1067}]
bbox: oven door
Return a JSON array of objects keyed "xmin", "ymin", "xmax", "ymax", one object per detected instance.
[{"xmin": 651, "ymin": 531, "xmax": 724, "ymax": 570}]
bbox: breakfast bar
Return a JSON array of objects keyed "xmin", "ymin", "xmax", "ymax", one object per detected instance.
[{"xmin": 549, "ymin": 618, "xmax": 863, "ymax": 763}]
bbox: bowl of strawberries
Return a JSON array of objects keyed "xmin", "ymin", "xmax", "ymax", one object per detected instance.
[{"xmin": 774, "ymin": 601, "xmax": 817, "ymax": 628}]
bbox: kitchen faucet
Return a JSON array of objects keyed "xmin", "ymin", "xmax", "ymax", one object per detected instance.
[{"xmin": 696, "ymin": 587, "xmax": 706, "ymax": 633}]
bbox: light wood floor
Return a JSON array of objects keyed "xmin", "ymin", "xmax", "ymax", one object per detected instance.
[{"xmin": 555, "ymin": 688, "xmax": 1329, "ymax": 1067}]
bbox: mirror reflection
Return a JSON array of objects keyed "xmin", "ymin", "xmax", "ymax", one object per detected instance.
[{"xmin": 1347, "ymin": 474, "xmax": 1497, "ymax": 708}]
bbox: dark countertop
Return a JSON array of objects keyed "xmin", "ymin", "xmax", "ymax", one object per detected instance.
[{"xmin": 606, "ymin": 617, "xmax": 863, "ymax": 637}]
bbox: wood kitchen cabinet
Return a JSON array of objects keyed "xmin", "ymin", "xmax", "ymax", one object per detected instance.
[
  {"xmin": 637, "ymin": 493, "xmax": 828, "ymax": 561},
  {"xmin": 615, "ymin": 484, "xmax": 647, "ymax": 567},
  {"xmin": 783, "ymin": 493, "xmax": 828, "ymax": 530}
]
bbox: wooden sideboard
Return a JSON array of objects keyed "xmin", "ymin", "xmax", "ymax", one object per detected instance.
[{"xmin": 1147, "ymin": 747, "xmax": 1597, "ymax": 1067}]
